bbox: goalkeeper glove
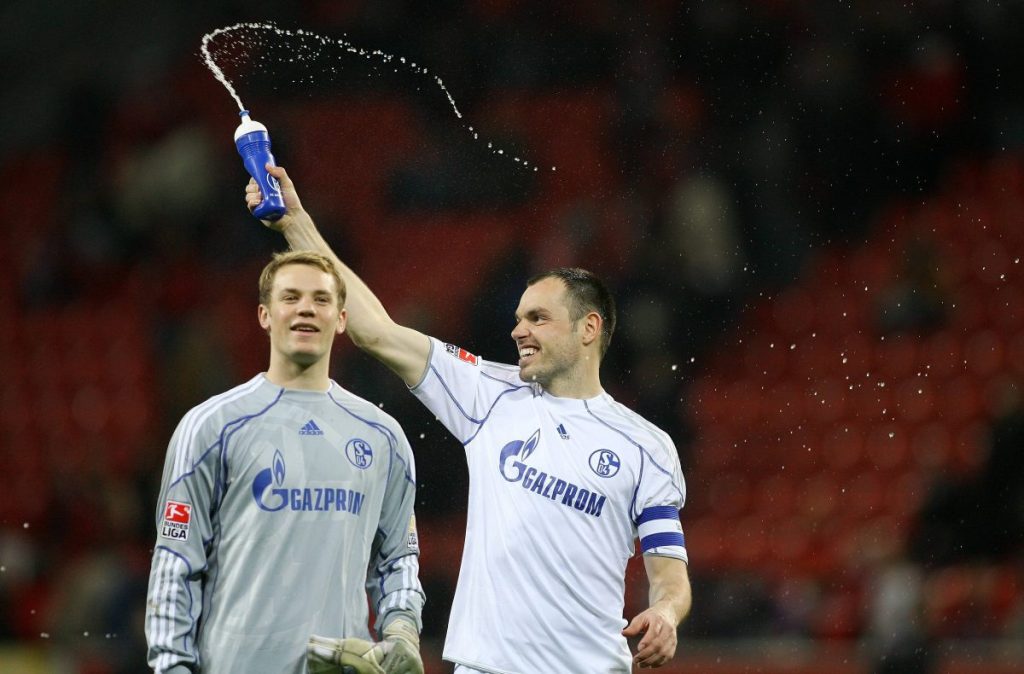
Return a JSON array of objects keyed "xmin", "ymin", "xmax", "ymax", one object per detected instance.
[{"xmin": 307, "ymin": 617, "xmax": 423, "ymax": 674}]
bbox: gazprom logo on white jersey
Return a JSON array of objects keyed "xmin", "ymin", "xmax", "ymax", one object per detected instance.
[
  {"xmin": 498, "ymin": 429, "xmax": 607, "ymax": 518},
  {"xmin": 252, "ymin": 449, "xmax": 364, "ymax": 514}
]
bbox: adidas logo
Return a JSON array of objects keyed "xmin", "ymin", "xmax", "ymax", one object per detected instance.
[
  {"xmin": 299, "ymin": 419, "xmax": 324, "ymax": 436},
  {"xmin": 556, "ymin": 423, "xmax": 570, "ymax": 440}
]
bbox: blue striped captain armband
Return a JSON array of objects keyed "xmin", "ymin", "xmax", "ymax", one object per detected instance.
[{"xmin": 637, "ymin": 506, "xmax": 687, "ymax": 558}]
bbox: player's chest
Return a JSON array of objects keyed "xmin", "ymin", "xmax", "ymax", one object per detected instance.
[
  {"xmin": 478, "ymin": 410, "xmax": 637, "ymax": 506},
  {"xmin": 226, "ymin": 413, "xmax": 384, "ymax": 514}
]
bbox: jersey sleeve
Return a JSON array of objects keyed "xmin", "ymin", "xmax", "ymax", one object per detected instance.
[
  {"xmin": 409, "ymin": 337, "xmax": 526, "ymax": 445},
  {"xmin": 365, "ymin": 418, "xmax": 425, "ymax": 634},
  {"xmin": 145, "ymin": 411, "xmax": 222, "ymax": 673},
  {"xmin": 632, "ymin": 431, "xmax": 689, "ymax": 563}
]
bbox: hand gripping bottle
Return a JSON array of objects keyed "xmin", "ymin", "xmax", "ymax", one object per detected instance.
[{"xmin": 234, "ymin": 110, "xmax": 287, "ymax": 221}]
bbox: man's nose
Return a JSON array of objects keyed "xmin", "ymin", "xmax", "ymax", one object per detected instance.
[{"xmin": 511, "ymin": 320, "xmax": 527, "ymax": 340}]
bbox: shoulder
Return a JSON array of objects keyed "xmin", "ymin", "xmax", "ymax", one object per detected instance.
[
  {"xmin": 327, "ymin": 385, "xmax": 407, "ymax": 438},
  {"xmin": 176, "ymin": 376, "xmax": 277, "ymax": 438},
  {"xmin": 589, "ymin": 396, "xmax": 680, "ymax": 469},
  {"xmin": 166, "ymin": 377, "xmax": 277, "ymax": 478},
  {"xmin": 480, "ymin": 358, "xmax": 528, "ymax": 387},
  {"xmin": 425, "ymin": 337, "xmax": 531, "ymax": 390}
]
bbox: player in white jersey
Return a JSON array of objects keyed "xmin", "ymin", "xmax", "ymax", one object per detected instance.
[
  {"xmin": 145, "ymin": 251, "xmax": 425, "ymax": 674},
  {"xmin": 247, "ymin": 168, "xmax": 692, "ymax": 672}
]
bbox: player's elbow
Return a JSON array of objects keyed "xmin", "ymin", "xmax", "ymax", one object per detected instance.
[
  {"xmin": 348, "ymin": 327, "xmax": 379, "ymax": 351},
  {"xmin": 347, "ymin": 316, "xmax": 395, "ymax": 352}
]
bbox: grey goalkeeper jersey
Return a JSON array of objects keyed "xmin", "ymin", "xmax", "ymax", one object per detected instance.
[{"xmin": 146, "ymin": 375, "xmax": 423, "ymax": 674}]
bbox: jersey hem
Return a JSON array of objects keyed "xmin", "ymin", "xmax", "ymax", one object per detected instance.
[{"xmin": 446, "ymin": 656, "xmax": 519, "ymax": 674}]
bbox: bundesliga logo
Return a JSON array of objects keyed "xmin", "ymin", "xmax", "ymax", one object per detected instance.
[
  {"xmin": 444, "ymin": 343, "xmax": 478, "ymax": 365},
  {"xmin": 160, "ymin": 501, "xmax": 192, "ymax": 541}
]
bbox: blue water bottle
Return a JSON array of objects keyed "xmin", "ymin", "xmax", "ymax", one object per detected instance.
[{"xmin": 234, "ymin": 110, "xmax": 287, "ymax": 221}]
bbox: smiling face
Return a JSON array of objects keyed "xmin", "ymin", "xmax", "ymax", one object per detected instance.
[
  {"xmin": 258, "ymin": 263, "xmax": 346, "ymax": 371},
  {"xmin": 511, "ymin": 277, "xmax": 585, "ymax": 389}
]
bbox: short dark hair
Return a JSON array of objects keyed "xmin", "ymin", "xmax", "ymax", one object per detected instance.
[{"xmin": 527, "ymin": 267, "xmax": 616, "ymax": 358}]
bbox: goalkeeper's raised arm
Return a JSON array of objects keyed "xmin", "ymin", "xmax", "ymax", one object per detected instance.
[{"xmin": 245, "ymin": 164, "xmax": 431, "ymax": 387}]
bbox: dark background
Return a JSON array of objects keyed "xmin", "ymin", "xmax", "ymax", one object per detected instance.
[{"xmin": 1, "ymin": 1, "xmax": 1022, "ymax": 672}]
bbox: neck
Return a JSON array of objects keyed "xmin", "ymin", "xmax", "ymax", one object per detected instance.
[
  {"xmin": 543, "ymin": 361, "xmax": 603, "ymax": 399},
  {"xmin": 265, "ymin": 356, "xmax": 332, "ymax": 391}
]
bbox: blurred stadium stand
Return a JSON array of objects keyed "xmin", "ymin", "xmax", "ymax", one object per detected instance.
[{"xmin": 1, "ymin": 1, "xmax": 1022, "ymax": 672}]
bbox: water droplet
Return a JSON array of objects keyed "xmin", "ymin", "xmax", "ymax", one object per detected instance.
[
  {"xmin": 671, "ymin": 364, "xmax": 678, "ymax": 371},
  {"xmin": 40, "ymin": 633, "xmax": 50, "ymax": 639},
  {"xmin": 888, "ymin": 432, "xmax": 895, "ymax": 439},
  {"xmin": 201, "ymin": 23, "xmax": 545, "ymax": 170}
]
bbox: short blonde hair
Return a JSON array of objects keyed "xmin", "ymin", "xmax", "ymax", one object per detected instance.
[{"xmin": 258, "ymin": 251, "xmax": 347, "ymax": 310}]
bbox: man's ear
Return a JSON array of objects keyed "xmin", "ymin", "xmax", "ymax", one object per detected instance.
[
  {"xmin": 336, "ymin": 308, "xmax": 348, "ymax": 336},
  {"xmin": 258, "ymin": 304, "xmax": 271, "ymax": 332},
  {"xmin": 580, "ymin": 311, "xmax": 603, "ymax": 347}
]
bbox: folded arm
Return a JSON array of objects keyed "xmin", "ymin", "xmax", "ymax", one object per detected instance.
[{"xmin": 246, "ymin": 165, "xmax": 430, "ymax": 386}]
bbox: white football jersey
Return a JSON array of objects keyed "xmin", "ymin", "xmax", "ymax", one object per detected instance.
[{"xmin": 412, "ymin": 339, "xmax": 687, "ymax": 674}]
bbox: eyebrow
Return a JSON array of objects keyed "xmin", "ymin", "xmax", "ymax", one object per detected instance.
[
  {"xmin": 515, "ymin": 307, "xmax": 550, "ymax": 320},
  {"xmin": 278, "ymin": 287, "xmax": 334, "ymax": 296}
]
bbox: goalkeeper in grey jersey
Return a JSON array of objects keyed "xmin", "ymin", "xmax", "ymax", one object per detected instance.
[{"xmin": 145, "ymin": 251, "xmax": 425, "ymax": 674}]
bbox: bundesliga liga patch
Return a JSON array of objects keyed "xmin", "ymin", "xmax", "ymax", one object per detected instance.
[
  {"xmin": 406, "ymin": 515, "xmax": 420, "ymax": 553},
  {"xmin": 444, "ymin": 343, "xmax": 478, "ymax": 365},
  {"xmin": 160, "ymin": 501, "xmax": 192, "ymax": 541}
]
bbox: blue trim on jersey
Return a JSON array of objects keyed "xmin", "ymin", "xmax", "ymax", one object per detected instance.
[
  {"xmin": 154, "ymin": 545, "xmax": 197, "ymax": 654},
  {"xmin": 427, "ymin": 364, "xmax": 528, "ymax": 445},
  {"xmin": 202, "ymin": 390, "xmax": 285, "ymax": 629},
  {"xmin": 637, "ymin": 505, "xmax": 679, "ymax": 525},
  {"xmin": 641, "ymin": 531, "xmax": 686, "ymax": 552},
  {"xmin": 462, "ymin": 386, "xmax": 524, "ymax": 445},
  {"xmin": 377, "ymin": 557, "xmax": 397, "ymax": 613},
  {"xmin": 481, "ymin": 369, "xmax": 533, "ymax": 391},
  {"xmin": 583, "ymin": 399, "xmax": 684, "ymax": 519},
  {"xmin": 328, "ymin": 393, "xmax": 416, "ymax": 486},
  {"xmin": 216, "ymin": 392, "xmax": 285, "ymax": 502},
  {"xmin": 168, "ymin": 388, "xmax": 286, "ymax": 491},
  {"xmin": 583, "ymin": 399, "xmax": 645, "ymax": 517},
  {"xmin": 373, "ymin": 552, "xmax": 421, "ymax": 633},
  {"xmin": 430, "ymin": 363, "xmax": 487, "ymax": 423}
]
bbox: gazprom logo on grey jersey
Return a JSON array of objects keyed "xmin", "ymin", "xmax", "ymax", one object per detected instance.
[
  {"xmin": 498, "ymin": 429, "xmax": 606, "ymax": 518},
  {"xmin": 252, "ymin": 449, "xmax": 364, "ymax": 514}
]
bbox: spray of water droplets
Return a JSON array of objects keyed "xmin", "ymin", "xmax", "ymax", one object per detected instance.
[{"xmin": 201, "ymin": 22, "xmax": 553, "ymax": 172}]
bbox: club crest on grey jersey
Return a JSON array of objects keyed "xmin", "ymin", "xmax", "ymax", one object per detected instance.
[
  {"xmin": 498, "ymin": 429, "xmax": 607, "ymax": 517},
  {"xmin": 345, "ymin": 438, "xmax": 373, "ymax": 469},
  {"xmin": 251, "ymin": 449, "xmax": 365, "ymax": 514}
]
